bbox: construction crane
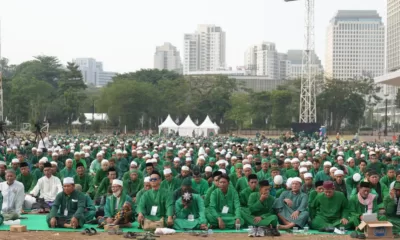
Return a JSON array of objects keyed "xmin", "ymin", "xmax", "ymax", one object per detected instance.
[{"xmin": 285, "ymin": 0, "xmax": 317, "ymax": 123}]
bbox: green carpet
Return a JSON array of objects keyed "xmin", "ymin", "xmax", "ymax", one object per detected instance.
[{"xmin": 0, "ymin": 214, "xmax": 347, "ymax": 235}]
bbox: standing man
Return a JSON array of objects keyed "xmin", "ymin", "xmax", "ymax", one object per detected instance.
[
  {"xmin": 47, "ymin": 177, "xmax": 85, "ymax": 229},
  {"xmin": 0, "ymin": 170, "xmax": 25, "ymax": 220}
]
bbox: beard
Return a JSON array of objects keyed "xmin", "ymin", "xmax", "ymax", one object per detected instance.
[{"xmin": 113, "ymin": 190, "xmax": 121, "ymax": 198}]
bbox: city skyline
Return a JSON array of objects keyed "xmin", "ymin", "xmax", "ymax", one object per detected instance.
[{"xmin": 0, "ymin": 0, "xmax": 386, "ymax": 73}]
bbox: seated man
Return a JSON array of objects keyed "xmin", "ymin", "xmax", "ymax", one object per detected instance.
[
  {"xmin": 94, "ymin": 167, "xmax": 117, "ymax": 202},
  {"xmin": 29, "ymin": 162, "xmax": 63, "ymax": 208},
  {"xmin": 310, "ymin": 181, "xmax": 350, "ymax": 232},
  {"xmin": 17, "ymin": 162, "xmax": 37, "ymax": 193},
  {"xmin": 243, "ymin": 180, "xmax": 280, "ymax": 237},
  {"xmin": 47, "ymin": 177, "xmax": 85, "ymax": 229},
  {"xmin": 239, "ymin": 174, "xmax": 259, "ymax": 207},
  {"xmin": 100, "ymin": 179, "xmax": 133, "ymax": 228},
  {"xmin": 73, "ymin": 163, "xmax": 93, "ymax": 196},
  {"xmin": 160, "ymin": 168, "xmax": 181, "ymax": 192},
  {"xmin": 173, "ymin": 178, "xmax": 198, "ymax": 202},
  {"xmin": 206, "ymin": 174, "xmax": 244, "ymax": 229},
  {"xmin": 75, "ymin": 184, "xmax": 96, "ymax": 223},
  {"xmin": 384, "ymin": 181, "xmax": 400, "ymax": 235},
  {"xmin": 124, "ymin": 169, "xmax": 143, "ymax": 198},
  {"xmin": 138, "ymin": 171, "xmax": 174, "ymax": 230},
  {"xmin": 173, "ymin": 192, "xmax": 207, "ymax": 230},
  {"xmin": 191, "ymin": 171, "xmax": 209, "ymax": 197},
  {"xmin": 274, "ymin": 177, "xmax": 309, "ymax": 229},
  {"xmin": 0, "ymin": 170, "xmax": 25, "ymax": 220}
]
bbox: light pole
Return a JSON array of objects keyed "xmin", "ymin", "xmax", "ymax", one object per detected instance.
[{"xmin": 384, "ymin": 97, "xmax": 388, "ymax": 137}]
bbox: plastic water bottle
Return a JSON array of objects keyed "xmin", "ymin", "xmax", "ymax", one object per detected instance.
[{"xmin": 208, "ymin": 229, "xmax": 213, "ymax": 235}]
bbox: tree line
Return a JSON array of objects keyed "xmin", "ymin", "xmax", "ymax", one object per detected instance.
[{"xmin": 0, "ymin": 56, "xmax": 381, "ymax": 133}]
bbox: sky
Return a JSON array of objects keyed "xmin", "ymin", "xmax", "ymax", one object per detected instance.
[{"xmin": 0, "ymin": 0, "xmax": 386, "ymax": 73}]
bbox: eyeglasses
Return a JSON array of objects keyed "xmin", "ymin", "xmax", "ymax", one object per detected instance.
[{"xmin": 150, "ymin": 178, "xmax": 159, "ymax": 182}]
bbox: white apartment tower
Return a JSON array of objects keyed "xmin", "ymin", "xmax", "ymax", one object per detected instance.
[
  {"xmin": 325, "ymin": 10, "xmax": 385, "ymax": 80},
  {"xmin": 286, "ymin": 50, "xmax": 323, "ymax": 79},
  {"xmin": 244, "ymin": 42, "xmax": 278, "ymax": 79},
  {"xmin": 183, "ymin": 25, "xmax": 226, "ymax": 74},
  {"xmin": 73, "ymin": 58, "xmax": 116, "ymax": 87},
  {"xmin": 154, "ymin": 42, "xmax": 182, "ymax": 73},
  {"xmin": 387, "ymin": 0, "xmax": 400, "ymax": 73}
]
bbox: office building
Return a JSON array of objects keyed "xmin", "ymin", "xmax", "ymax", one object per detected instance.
[
  {"xmin": 73, "ymin": 58, "xmax": 116, "ymax": 87},
  {"xmin": 244, "ymin": 42, "xmax": 278, "ymax": 79},
  {"xmin": 325, "ymin": 10, "xmax": 385, "ymax": 80},
  {"xmin": 154, "ymin": 42, "xmax": 182, "ymax": 73},
  {"xmin": 183, "ymin": 24, "xmax": 226, "ymax": 74}
]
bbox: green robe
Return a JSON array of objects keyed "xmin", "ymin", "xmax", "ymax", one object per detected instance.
[
  {"xmin": 46, "ymin": 190, "xmax": 85, "ymax": 228},
  {"xmin": 104, "ymin": 193, "xmax": 133, "ymax": 219},
  {"xmin": 16, "ymin": 173, "xmax": 37, "ymax": 193},
  {"xmin": 173, "ymin": 194, "xmax": 206, "ymax": 230},
  {"xmin": 204, "ymin": 185, "xmax": 217, "ymax": 207},
  {"xmin": 235, "ymin": 176, "xmax": 249, "ymax": 194},
  {"xmin": 59, "ymin": 168, "xmax": 77, "ymax": 181},
  {"xmin": 380, "ymin": 176, "xmax": 396, "ymax": 189},
  {"xmin": 73, "ymin": 174, "xmax": 92, "ymax": 193},
  {"xmin": 93, "ymin": 169, "xmax": 107, "ymax": 187},
  {"xmin": 32, "ymin": 168, "xmax": 44, "ymax": 180},
  {"xmin": 95, "ymin": 178, "xmax": 111, "ymax": 199},
  {"xmin": 160, "ymin": 178, "xmax": 181, "ymax": 192},
  {"xmin": 348, "ymin": 193, "xmax": 383, "ymax": 228},
  {"xmin": 124, "ymin": 178, "xmax": 143, "ymax": 198},
  {"xmin": 228, "ymin": 173, "xmax": 241, "ymax": 188},
  {"xmin": 83, "ymin": 195, "xmax": 96, "ymax": 222},
  {"xmin": 256, "ymin": 170, "xmax": 270, "ymax": 181},
  {"xmin": 242, "ymin": 192, "xmax": 278, "ymax": 227},
  {"xmin": 285, "ymin": 169, "xmax": 299, "ymax": 178},
  {"xmin": 274, "ymin": 190, "xmax": 309, "ymax": 227},
  {"xmin": 206, "ymin": 187, "xmax": 244, "ymax": 229},
  {"xmin": 191, "ymin": 178, "xmax": 209, "ymax": 197},
  {"xmin": 115, "ymin": 158, "xmax": 129, "ymax": 180},
  {"xmin": 138, "ymin": 188, "xmax": 174, "ymax": 221},
  {"xmin": 239, "ymin": 187, "xmax": 259, "ymax": 207},
  {"xmin": 314, "ymin": 170, "xmax": 332, "ymax": 182},
  {"xmin": 123, "ymin": 170, "xmax": 144, "ymax": 182},
  {"xmin": 383, "ymin": 195, "xmax": 400, "ymax": 234},
  {"xmin": 310, "ymin": 191, "xmax": 350, "ymax": 230}
]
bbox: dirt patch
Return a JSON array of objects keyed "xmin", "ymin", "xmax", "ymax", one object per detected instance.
[{"xmin": 0, "ymin": 231, "xmax": 353, "ymax": 240}]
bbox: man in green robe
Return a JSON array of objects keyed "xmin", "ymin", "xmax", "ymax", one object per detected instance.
[
  {"xmin": 115, "ymin": 150, "xmax": 129, "ymax": 180},
  {"xmin": 239, "ymin": 174, "xmax": 259, "ymax": 207},
  {"xmin": 124, "ymin": 170, "xmax": 143, "ymax": 199},
  {"xmin": 314, "ymin": 162, "xmax": 333, "ymax": 182},
  {"xmin": 160, "ymin": 168, "xmax": 181, "ymax": 192},
  {"xmin": 236, "ymin": 164, "xmax": 253, "ymax": 194},
  {"xmin": 46, "ymin": 177, "xmax": 85, "ymax": 229},
  {"xmin": 285, "ymin": 158, "xmax": 300, "ymax": 178},
  {"xmin": 191, "ymin": 171, "xmax": 209, "ymax": 197},
  {"xmin": 59, "ymin": 159, "xmax": 77, "ymax": 182},
  {"xmin": 274, "ymin": 177, "xmax": 309, "ymax": 229},
  {"xmin": 310, "ymin": 181, "xmax": 351, "ymax": 231},
  {"xmin": 308, "ymin": 180, "xmax": 324, "ymax": 219},
  {"xmin": 204, "ymin": 171, "xmax": 223, "ymax": 207},
  {"xmin": 256, "ymin": 159, "xmax": 270, "ymax": 181},
  {"xmin": 384, "ymin": 181, "xmax": 400, "ymax": 235},
  {"xmin": 380, "ymin": 167, "xmax": 396, "ymax": 189},
  {"xmin": 229, "ymin": 163, "xmax": 243, "ymax": 187},
  {"xmin": 103, "ymin": 179, "xmax": 134, "ymax": 227},
  {"xmin": 206, "ymin": 174, "xmax": 244, "ymax": 229},
  {"xmin": 138, "ymin": 171, "xmax": 174, "ymax": 228},
  {"xmin": 243, "ymin": 180, "xmax": 280, "ymax": 237},
  {"xmin": 32, "ymin": 158, "xmax": 46, "ymax": 180},
  {"xmin": 16, "ymin": 162, "xmax": 37, "ymax": 193},
  {"xmin": 173, "ymin": 192, "xmax": 207, "ymax": 230},
  {"xmin": 135, "ymin": 176, "xmax": 151, "ymax": 212},
  {"xmin": 73, "ymin": 163, "xmax": 92, "ymax": 195},
  {"xmin": 94, "ymin": 167, "xmax": 117, "ymax": 200},
  {"xmin": 75, "ymin": 184, "xmax": 96, "ymax": 223}
]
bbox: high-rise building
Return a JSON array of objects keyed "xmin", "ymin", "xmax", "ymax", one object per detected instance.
[
  {"xmin": 183, "ymin": 25, "xmax": 226, "ymax": 74},
  {"xmin": 73, "ymin": 58, "xmax": 116, "ymax": 87},
  {"xmin": 154, "ymin": 42, "xmax": 182, "ymax": 73},
  {"xmin": 387, "ymin": 0, "xmax": 400, "ymax": 73},
  {"xmin": 286, "ymin": 50, "xmax": 323, "ymax": 80},
  {"xmin": 325, "ymin": 10, "xmax": 385, "ymax": 80},
  {"xmin": 244, "ymin": 42, "xmax": 278, "ymax": 79}
]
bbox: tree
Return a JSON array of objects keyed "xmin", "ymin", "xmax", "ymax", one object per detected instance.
[
  {"xmin": 225, "ymin": 93, "xmax": 251, "ymax": 133},
  {"xmin": 249, "ymin": 91, "xmax": 273, "ymax": 129},
  {"xmin": 271, "ymin": 90, "xmax": 293, "ymax": 129}
]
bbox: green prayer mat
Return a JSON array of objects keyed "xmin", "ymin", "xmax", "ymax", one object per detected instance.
[{"xmin": 0, "ymin": 214, "xmax": 350, "ymax": 235}]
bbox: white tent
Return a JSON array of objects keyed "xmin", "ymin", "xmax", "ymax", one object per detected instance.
[
  {"xmin": 178, "ymin": 115, "xmax": 199, "ymax": 136},
  {"xmin": 158, "ymin": 114, "xmax": 179, "ymax": 134},
  {"xmin": 198, "ymin": 115, "xmax": 219, "ymax": 136}
]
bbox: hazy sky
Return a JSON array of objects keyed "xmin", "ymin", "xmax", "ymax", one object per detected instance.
[{"xmin": 0, "ymin": 0, "xmax": 386, "ymax": 73}]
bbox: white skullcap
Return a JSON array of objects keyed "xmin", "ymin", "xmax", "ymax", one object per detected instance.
[
  {"xmin": 182, "ymin": 166, "xmax": 190, "ymax": 171},
  {"xmin": 243, "ymin": 164, "xmax": 252, "ymax": 170},
  {"xmin": 284, "ymin": 158, "xmax": 291, "ymax": 163},
  {"xmin": 11, "ymin": 159, "xmax": 19, "ymax": 164},
  {"xmin": 360, "ymin": 154, "xmax": 365, "ymax": 158},
  {"xmin": 198, "ymin": 156, "xmax": 205, "ymax": 160},
  {"xmin": 218, "ymin": 169, "xmax": 226, "ymax": 174},
  {"xmin": 32, "ymin": 147, "xmax": 37, "ymax": 151},
  {"xmin": 300, "ymin": 161, "xmax": 307, "ymax": 167},
  {"xmin": 185, "ymin": 153, "xmax": 191, "ymax": 157},
  {"xmin": 163, "ymin": 168, "xmax": 172, "ymax": 175},
  {"xmin": 52, "ymin": 153, "xmax": 58, "ymax": 157},
  {"xmin": 323, "ymin": 161, "xmax": 332, "ymax": 166},
  {"xmin": 174, "ymin": 157, "xmax": 180, "ymax": 162},
  {"xmin": 353, "ymin": 173, "xmax": 361, "ymax": 182},
  {"xmin": 334, "ymin": 170, "xmax": 344, "ymax": 176},
  {"xmin": 37, "ymin": 148, "xmax": 43, "ymax": 152},
  {"xmin": 51, "ymin": 161, "xmax": 58, "ymax": 166},
  {"xmin": 130, "ymin": 161, "xmax": 138, "ymax": 167},
  {"xmin": 0, "ymin": 161, "xmax": 6, "ymax": 166},
  {"xmin": 96, "ymin": 152, "xmax": 103, "ymax": 157},
  {"xmin": 123, "ymin": 150, "xmax": 127, "ymax": 154},
  {"xmin": 304, "ymin": 173, "xmax": 313, "ymax": 179},
  {"xmin": 144, "ymin": 176, "xmax": 151, "ymax": 183},
  {"xmin": 63, "ymin": 177, "xmax": 74, "ymax": 185},
  {"xmin": 286, "ymin": 178, "xmax": 293, "ymax": 188},
  {"xmin": 145, "ymin": 154, "xmax": 151, "ymax": 159},
  {"xmin": 337, "ymin": 156, "xmax": 343, "ymax": 161},
  {"xmin": 291, "ymin": 158, "xmax": 300, "ymax": 164},
  {"xmin": 6, "ymin": 148, "xmax": 11, "ymax": 151},
  {"xmin": 347, "ymin": 157, "xmax": 354, "ymax": 163},
  {"xmin": 101, "ymin": 159, "xmax": 109, "ymax": 165},
  {"xmin": 39, "ymin": 157, "xmax": 48, "ymax": 163},
  {"xmin": 151, "ymin": 159, "xmax": 157, "ymax": 163},
  {"xmin": 291, "ymin": 177, "xmax": 302, "ymax": 184},
  {"xmin": 85, "ymin": 153, "xmax": 90, "ymax": 158},
  {"xmin": 299, "ymin": 167, "xmax": 308, "ymax": 173},
  {"xmin": 205, "ymin": 166, "xmax": 213, "ymax": 172},
  {"xmin": 338, "ymin": 151, "xmax": 344, "ymax": 156},
  {"xmin": 74, "ymin": 152, "xmax": 80, "ymax": 156},
  {"xmin": 330, "ymin": 167, "xmax": 338, "ymax": 173},
  {"xmin": 112, "ymin": 179, "xmax": 123, "ymax": 187},
  {"xmin": 305, "ymin": 161, "xmax": 312, "ymax": 166},
  {"xmin": 274, "ymin": 175, "xmax": 283, "ymax": 185},
  {"xmin": 185, "ymin": 157, "xmax": 192, "ymax": 161},
  {"xmin": 66, "ymin": 158, "xmax": 73, "ymax": 163},
  {"xmin": 145, "ymin": 160, "xmax": 152, "ymax": 164}
]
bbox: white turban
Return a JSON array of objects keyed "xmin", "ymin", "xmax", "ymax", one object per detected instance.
[
  {"xmin": 334, "ymin": 170, "xmax": 344, "ymax": 176},
  {"xmin": 163, "ymin": 169, "xmax": 172, "ymax": 175},
  {"xmin": 181, "ymin": 166, "xmax": 190, "ymax": 171},
  {"xmin": 112, "ymin": 179, "xmax": 123, "ymax": 187},
  {"xmin": 11, "ymin": 159, "xmax": 19, "ymax": 164},
  {"xmin": 144, "ymin": 176, "xmax": 151, "ymax": 183},
  {"xmin": 205, "ymin": 166, "xmax": 212, "ymax": 172},
  {"xmin": 304, "ymin": 173, "xmax": 312, "ymax": 179},
  {"xmin": 291, "ymin": 177, "xmax": 302, "ymax": 184},
  {"xmin": 323, "ymin": 161, "xmax": 332, "ymax": 167},
  {"xmin": 63, "ymin": 177, "xmax": 74, "ymax": 185},
  {"xmin": 274, "ymin": 175, "xmax": 283, "ymax": 185},
  {"xmin": 299, "ymin": 167, "xmax": 308, "ymax": 173}
]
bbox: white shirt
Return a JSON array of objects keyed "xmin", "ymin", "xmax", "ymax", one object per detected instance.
[
  {"xmin": 0, "ymin": 180, "xmax": 25, "ymax": 215},
  {"xmin": 30, "ymin": 175, "xmax": 63, "ymax": 202},
  {"xmin": 38, "ymin": 137, "xmax": 51, "ymax": 150},
  {"xmin": 6, "ymin": 137, "xmax": 20, "ymax": 148}
]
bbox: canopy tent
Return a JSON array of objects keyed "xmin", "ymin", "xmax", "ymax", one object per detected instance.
[
  {"xmin": 197, "ymin": 115, "xmax": 219, "ymax": 136},
  {"xmin": 158, "ymin": 114, "xmax": 179, "ymax": 134},
  {"xmin": 178, "ymin": 115, "xmax": 199, "ymax": 136}
]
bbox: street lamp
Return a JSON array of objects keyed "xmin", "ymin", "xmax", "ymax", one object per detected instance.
[{"xmin": 384, "ymin": 93, "xmax": 389, "ymax": 137}]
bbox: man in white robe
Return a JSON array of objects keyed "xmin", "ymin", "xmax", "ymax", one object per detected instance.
[{"xmin": 0, "ymin": 170, "xmax": 25, "ymax": 220}]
